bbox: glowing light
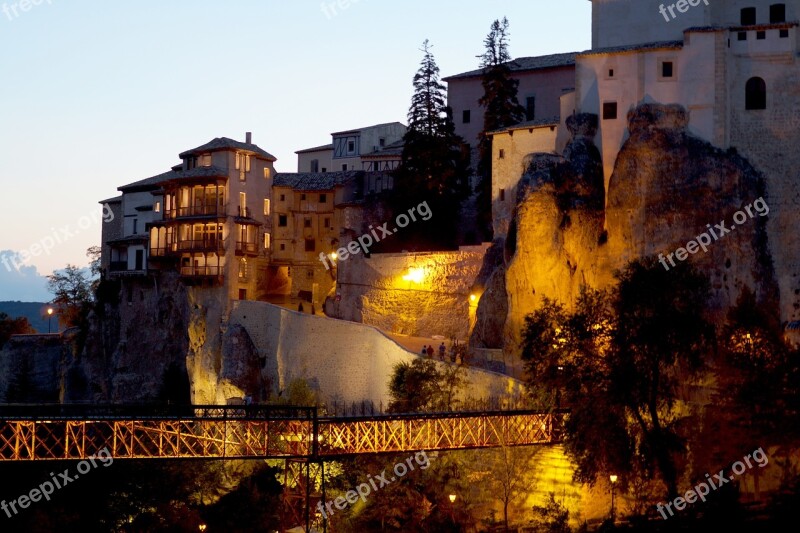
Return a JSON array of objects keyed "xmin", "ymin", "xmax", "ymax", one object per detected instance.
[
  {"xmin": 609, "ymin": 474, "xmax": 618, "ymax": 483},
  {"xmin": 47, "ymin": 308, "xmax": 53, "ymax": 316},
  {"xmin": 469, "ymin": 294, "xmax": 477, "ymax": 302},
  {"xmin": 402, "ymin": 267, "xmax": 425, "ymax": 283},
  {"xmin": 330, "ymin": 252, "xmax": 338, "ymax": 260},
  {"xmin": 448, "ymin": 494, "xmax": 457, "ymax": 503}
]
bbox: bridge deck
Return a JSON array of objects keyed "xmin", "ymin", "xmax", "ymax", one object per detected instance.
[{"xmin": 0, "ymin": 405, "xmax": 566, "ymax": 461}]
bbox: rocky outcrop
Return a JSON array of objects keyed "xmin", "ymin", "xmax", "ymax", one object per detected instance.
[{"xmin": 478, "ymin": 103, "xmax": 778, "ymax": 359}]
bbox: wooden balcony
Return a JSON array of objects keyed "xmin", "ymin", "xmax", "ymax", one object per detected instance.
[
  {"xmin": 165, "ymin": 205, "xmax": 227, "ymax": 220},
  {"xmin": 235, "ymin": 241, "xmax": 259, "ymax": 256}
]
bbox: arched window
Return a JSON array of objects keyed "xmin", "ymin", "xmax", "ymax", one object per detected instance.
[{"xmin": 745, "ymin": 77, "xmax": 766, "ymax": 110}]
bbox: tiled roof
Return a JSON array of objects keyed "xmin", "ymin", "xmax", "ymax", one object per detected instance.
[
  {"xmin": 362, "ymin": 139, "xmax": 404, "ymax": 158},
  {"xmin": 295, "ymin": 143, "xmax": 334, "ymax": 154},
  {"xmin": 577, "ymin": 40, "xmax": 683, "ymax": 57},
  {"xmin": 179, "ymin": 137, "xmax": 276, "ymax": 161},
  {"xmin": 274, "ymin": 171, "xmax": 361, "ymax": 191},
  {"xmin": 489, "ymin": 117, "xmax": 560, "ymax": 135},
  {"xmin": 172, "ymin": 166, "xmax": 229, "ymax": 180},
  {"xmin": 331, "ymin": 121, "xmax": 405, "ymax": 136},
  {"xmin": 118, "ymin": 170, "xmax": 176, "ymax": 192},
  {"xmin": 444, "ymin": 52, "xmax": 577, "ymax": 81},
  {"xmin": 99, "ymin": 195, "xmax": 123, "ymax": 204}
]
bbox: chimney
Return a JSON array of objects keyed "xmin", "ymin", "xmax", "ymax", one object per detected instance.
[{"xmin": 246, "ymin": 132, "xmax": 252, "ymax": 144}]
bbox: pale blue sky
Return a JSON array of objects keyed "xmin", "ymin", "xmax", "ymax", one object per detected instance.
[{"xmin": 0, "ymin": 0, "xmax": 591, "ymax": 301}]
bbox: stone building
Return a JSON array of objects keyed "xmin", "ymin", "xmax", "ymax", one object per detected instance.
[
  {"xmin": 295, "ymin": 121, "xmax": 406, "ymax": 173},
  {"xmin": 100, "ymin": 133, "xmax": 277, "ymax": 303}
]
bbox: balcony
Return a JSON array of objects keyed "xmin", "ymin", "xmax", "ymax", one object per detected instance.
[
  {"xmin": 165, "ymin": 204, "xmax": 227, "ymax": 219},
  {"xmin": 235, "ymin": 241, "xmax": 259, "ymax": 256},
  {"xmin": 180, "ymin": 265, "xmax": 223, "ymax": 278},
  {"xmin": 108, "ymin": 261, "xmax": 146, "ymax": 277},
  {"xmin": 173, "ymin": 238, "xmax": 226, "ymax": 254}
]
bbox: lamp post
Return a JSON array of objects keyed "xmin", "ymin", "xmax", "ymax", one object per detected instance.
[
  {"xmin": 609, "ymin": 474, "xmax": 618, "ymax": 522},
  {"xmin": 47, "ymin": 307, "xmax": 54, "ymax": 334}
]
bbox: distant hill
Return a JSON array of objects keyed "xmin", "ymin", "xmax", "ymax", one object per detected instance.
[{"xmin": 0, "ymin": 301, "xmax": 51, "ymax": 333}]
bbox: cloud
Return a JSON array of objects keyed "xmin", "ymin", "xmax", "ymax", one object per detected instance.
[{"xmin": 0, "ymin": 250, "xmax": 51, "ymax": 302}]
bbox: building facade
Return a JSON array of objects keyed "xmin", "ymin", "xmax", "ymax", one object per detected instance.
[{"xmin": 295, "ymin": 122, "xmax": 406, "ymax": 173}]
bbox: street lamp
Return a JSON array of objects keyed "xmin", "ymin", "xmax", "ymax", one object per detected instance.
[
  {"xmin": 47, "ymin": 308, "xmax": 54, "ymax": 334},
  {"xmin": 609, "ymin": 474, "xmax": 618, "ymax": 521},
  {"xmin": 448, "ymin": 494, "xmax": 456, "ymax": 504},
  {"xmin": 198, "ymin": 524, "xmax": 207, "ymax": 532}
]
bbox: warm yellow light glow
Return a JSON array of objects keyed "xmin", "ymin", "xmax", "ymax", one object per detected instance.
[
  {"xmin": 610, "ymin": 474, "xmax": 618, "ymax": 484},
  {"xmin": 199, "ymin": 525, "xmax": 207, "ymax": 532},
  {"xmin": 47, "ymin": 308, "xmax": 53, "ymax": 316},
  {"xmin": 469, "ymin": 294, "xmax": 477, "ymax": 302},
  {"xmin": 402, "ymin": 267, "xmax": 425, "ymax": 283},
  {"xmin": 448, "ymin": 494, "xmax": 457, "ymax": 503},
  {"xmin": 330, "ymin": 252, "xmax": 338, "ymax": 260}
]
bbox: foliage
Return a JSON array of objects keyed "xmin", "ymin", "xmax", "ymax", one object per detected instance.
[
  {"xmin": 530, "ymin": 492, "xmax": 571, "ymax": 533},
  {"xmin": 521, "ymin": 258, "xmax": 715, "ymax": 499},
  {"xmin": 388, "ymin": 358, "xmax": 466, "ymax": 412},
  {"xmin": 0, "ymin": 312, "xmax": 35, "ymax": 348},
  {"xmin": 476, "ymin": 17, "xmax": 526, "ymax": 241},
  {"xmin": 388, "ymin": 39, "xmax": 471, "ymax": 250},
  {"xmin": 46, "ymin": 264, "xmax": 93, "ymax": 330}
]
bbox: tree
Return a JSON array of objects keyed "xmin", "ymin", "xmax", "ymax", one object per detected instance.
[
  {"xmin": 0, "ymin": 312, "xmax": 35, "ymax": 349},
  {"xmin": 389, "ymin": 40, "xmax": 472, "ymax": 250},
  {"xmin": 47, "ymin": 264, "xmax": 93, "ymax": 330},
  {"xmin": 522, "ymin": 258, "xmax": 715, "ymax": 500},
  {"xmin": 388, "ymin": 358, "xmax": 466, "ymax": 413},
  {"xmin": 476, "ymin": 18, "xmax": 526, "ymax": 241}
]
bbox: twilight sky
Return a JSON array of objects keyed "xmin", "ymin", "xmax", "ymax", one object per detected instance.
[{"xmin": 0, "ymin": 0, "xmax": 591, "ymax": 301}]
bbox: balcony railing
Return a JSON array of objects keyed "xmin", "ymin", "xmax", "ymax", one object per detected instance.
[
  {"xmin": 180, "ymin": 266, "xmax": 223, "ymax": 277},
  {"xmin": 166, "ymin": 205, "xmax": 227, "ymax": 219},
  {"xmin": 173, "ymin": 238, "xmax": 226, "ymax": 253},
  {"xmin": 236, "ymin": 206, "xmax": 253, "ymax": 218},
  {"xmin": 235, "ymin": 241, "xmax": 258, "ymax": 255},
  {"xmin": 109, "ymin": 261, "xmax": 128, "ymax": 272}
]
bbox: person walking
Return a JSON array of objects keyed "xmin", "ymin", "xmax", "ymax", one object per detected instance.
[
  {"xmin": 421, "ymin": 345, "xmax": 428, "ymax": 356},
  {"xmin": 439, "ymin": 343, "xmax": 446, "ymax": 360},
  {"xmin": 427, "ymin": 345, "xmax": 434, "ymax": 358}
]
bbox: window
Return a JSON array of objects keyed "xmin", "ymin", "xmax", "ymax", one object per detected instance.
[
  {"xmin": 319, "ymin": 193, "xmax": 327, "ymax": 203},
  {"xmin": 278, "ymin": 214, "xmax": 288, "ymax": 227},
  {"xmin": 741, "ymin": 7, "xmax": 756, "ymax": 25},
  {"xmin": 499, "ymin": 189, "xmax": 505, "ymax": 201},
  {"xmin": 301, "ymin": 193, "xmax": 306, "ymax": 201},
  {"xmin": 305, "ymin": 239, "xmax": 315, "ymax": 252},
  {"xmin": 462, "ymin": 110, "xmax": 471, "ymax": 124},
  {"xmin": 780, "ymin": 29, "xmax": 789, "ymax": 38},
  {"xmin": 608, "ymin": 68, "xmax": 614, "ymax": 78},
  {"xmin": 264, "ymin": 167, "xmax": 271, "ymax": 179},
  {"xmin": 324, "ymin": 217, "xmax": 331, "ymax": 229},
  {"xmin": 662, "ymin": 61, "xmax": 674, "ymax": 78},
  {"xmin": 154, "ymin": 201, "xmax": 161, "ymax": 213},
  {"xmin": 757, "ymin": 30, "xmax": 766, "ymax": 39},
  {"xmin": 264, "ymin": 233, "xmax": 270, "ymax": 249},
  {"xmin": 239, "ymin": 289, "xmax": 247, "ymax": 300},
  {"xmin": 239, "ymin": 192, "xmax": 246, "ymax": 216},
  {"xmin": 347, "ymin": 140, "xmax": 355, "ymax": 153},
  {"xmin": 342, "ymin": 164, "xmax": 347, "ymax": 171},
  {"xmin": 321, "ymin": 167, "xmax": 327, "ymax": 172},
  {"xmin": 304, "ymin": 218, "xmax": 312, "ymax": 228},
  {"xmin": 280, "ymin": 194, "xmax": 285, "ymax": 201},
  {"xmin": 770, "ymin": 4, "xmax": 786, "ymax": 23},
  {"xmin": 133, "ymin": 218, "xmax": 138, "ymax": 234},
  {"xmin": 263, "ymin": 199, "xmax": 270, "ymax": 216},
  {"xmin": 280, "ymin": 243, "xmax": 286, "ymax": 251},
  {"xmin": 602, "ymin": 102, "xmax": 618, "ymax": 120},
  {"xmin": 745, "ymin": 77, "xmax": 767, "ymax": 110},
  {"xmin": 379, "ymin": 137, "xmax": 385, "ymax": 148},
  {"xmin": 738, "ymin": 31, "xmax": 748, "ymax": 40},
  {"xmin": 310, "ymin": 159, "xmax": 319, "ymax": 172},
  {"xmin": 499, "ymin": 149, "xmax": 505, "ymax": 159},
  {"xmin": 525, "ymin": 97, "xmax": 536, "ymax": 121},
  {"xmin": 307, "ymin": 269, "xmax": 314, "ymax": 279},
  {"xmin": 238, "ymin": 258, "xmax": 248, "ymax": 279}
]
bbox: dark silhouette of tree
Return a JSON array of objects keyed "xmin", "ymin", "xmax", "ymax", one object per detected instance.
[
  {"xmin": 476, "ymin": 18, "xmax": 526, "ymax": 242},
  {"xmin": 389, "ymin": 39, "xmax": 471, "ymax": 250},
  {"xmin": 522, "ymin": 258, "xmax": 714, "ymax": 500},
  {"xmin": 388, "ymin": 358, "xmax": 464, "ymax": 413},
  {"xmin": 0, "ymin": 312, "xmax": 34, "ymax": 348}
]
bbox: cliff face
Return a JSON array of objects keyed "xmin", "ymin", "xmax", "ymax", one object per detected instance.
[{"xmin": 486, "ymin": 103, "xmax": 778, "ymax": 357}]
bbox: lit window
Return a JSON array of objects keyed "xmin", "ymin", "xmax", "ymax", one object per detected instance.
[
  {"xmin": 264, "ymin": 167, "xmax": 271, "ymax": 179},
  {"xmin": 264, "ymin": 233, "xmax": 270, "ymax": 249},
  {"xmin": 154, "ymin": 201, "xmax": 161, "ymax": 213},
  {"xmin": 238, "ymin": 258, "xmax": 248, "ymax": 279},
  {"xmin": 264, "ymin": 199, "xmax": 270, "ymax": 216}
]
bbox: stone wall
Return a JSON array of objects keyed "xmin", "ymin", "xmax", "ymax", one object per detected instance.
[
  {"xmin": 225, "ymin": 300, "xmax": 523, "ymax": 407},
  {"xmin": 329, "ymin": 246, "xmax": 490, "ymax": 339}
]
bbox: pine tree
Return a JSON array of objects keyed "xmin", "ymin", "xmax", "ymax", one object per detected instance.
[
  {"xmin": 388, "ymin": 40, "xmax": 471, "ymax": 250},
  {"xmin": 476, "ymin": 18, "xmax": 526, "ymax": 241}
]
